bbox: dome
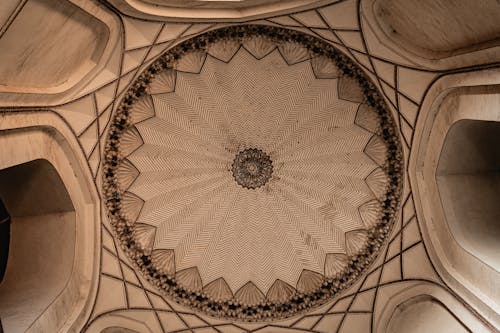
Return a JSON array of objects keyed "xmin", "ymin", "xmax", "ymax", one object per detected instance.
[{"xmin": 103, "ymin": 25, "xmax": 402, "ymax": 321}]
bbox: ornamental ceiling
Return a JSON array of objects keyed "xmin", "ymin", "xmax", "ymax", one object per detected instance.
[{"xmin": 0, "ymin": 1, "xmax": 499, "ymax": 333}]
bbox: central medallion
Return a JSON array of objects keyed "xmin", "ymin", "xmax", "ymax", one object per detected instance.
[
  {"xmin": 103, "ymin": 25, "xmax": 403, "ymax": 321},
  {"xmin": 232, "ymin": 148, "xmax": 273, "ymax": 189}
]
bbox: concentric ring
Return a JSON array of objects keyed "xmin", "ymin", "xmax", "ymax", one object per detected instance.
[{"xmin": 232, "ymin": 148, "xmax": 273, "ymax": 189}]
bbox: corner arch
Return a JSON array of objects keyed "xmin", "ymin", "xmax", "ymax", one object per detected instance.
[
  {"xmin": 0, "ymin": 111, "xmax": 100, "ymax": 332},
  {"xmin": 409, "ymin": 68, "xmax": 500, "ymax": 329}
]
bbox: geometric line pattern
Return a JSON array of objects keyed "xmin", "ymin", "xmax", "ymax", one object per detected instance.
[
  {"xmin": 23, "ymin": 0, "xmax": 490, "ymax": 332},
  {"xmin": 100, "ymin": 24, "xmax": 403, "ymax": 322}
]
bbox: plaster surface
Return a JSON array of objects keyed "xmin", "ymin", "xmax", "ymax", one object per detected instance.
[
  {"xmin": 1, "ymin": 0, "xmax": 500, "ymax": 331},
  {"xmin": 387, "ymin": 295, "xmax": 469, "ymax": 333},
  {"xmin": 437, "ymin": 120, "xmax": 500, "ymax": 270},
  {"xmin": 0, "ymin": 113, "xmax": 101, "ymax": 333},
  {"xmin": 0, "ymin": 0, "xmax": 108, "ymax": 90},
  {"xmin": 411, "ymin": 78, "xmax": 500, "ymax": 329},
  {"xmin": 374, "ymin": 0, "xmax": 500, "ymax": 58}
]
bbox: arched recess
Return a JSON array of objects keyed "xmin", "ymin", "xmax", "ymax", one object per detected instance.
[
  {"xmin": 0, "ymin": 111, "xmax": 100, "ymax": 333},
  {"xmin": 375, "ymin": 282, "xmax": 489, "ymax": 333},
  {"xmin": 410, "ymin": 68, "xmax": 500, "ymax": 330},
  {"xmin": 360, "ymin": 0, "xmax": 500, "ymax": 70},
  {"xmin": 0, "ymin": 0, "xmax": 120, "ymax": 107},
  {"xmin": 0, "ymin": 158, "xmax": 76, "ymax": 333},
  {"xmin": 437, "ymin": 119, "xmax": 500, "ymax": 269},
  {"xmin": 387, "ymin": 295, "xmax": 469, "ymax": 333},
  {"xmin": 106, "ymin": 0, "xmax": 331, "ymax": 21},
  {"xmin": 84, "ymin": 314, "xmax": 152, "ymax": 333},
  {"xmin": 102, "ymin": 327, "xmax": 140, "ymax": 333}
]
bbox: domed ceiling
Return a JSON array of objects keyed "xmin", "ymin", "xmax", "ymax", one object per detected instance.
[
  {"xmin": 103, "ymin": 25, "xmax": 402, "ymax": 321},
  {"xmin": 0, "ymin": 0, "xmax": 499, "ymax": 332}
]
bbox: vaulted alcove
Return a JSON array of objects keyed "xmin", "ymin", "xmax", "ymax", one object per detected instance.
[
  {"xmin": 0, "ymin": 118, "xmax": 99, "ymax": 333},
  {"xmin": 373, "ymin": 0, "xmax": 500, "ymax": 59},
  {"xmin": 361, "ymin": 0, "xmax": 500, "ymax": 69},
  {"xmin": 0, "ymin": 0, "xmax": 109, "ymax": 92},
  {"xmin": 437, "ymin": 120, "xmax": 500, "ymax": 270},
  {"xmin": 412, "ymin": 81, "xmax": 500, "ymax": 329},
  {"xmin": 0, "ymin": 159, "xmax": 76, "ymax": 333},
  {"xmin": 387, "ymin": 295, "xmax": 469, "ymax": 333}
]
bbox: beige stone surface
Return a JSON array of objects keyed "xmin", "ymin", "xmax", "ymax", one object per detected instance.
[
  {"xmin": 127, "ymin": 45, "xmax": 382, "ymax": 293},
  {"xmin": 0, "ymin": 0, "xmax": 120, "ymax": 107},
  {"xmin": 0, "ymin": 211, "xmax": 75, "ymax": 333},
  {"xmin": 361, "ymin": 0, "xmax": 500, "ymax": 70},
  {"xmin": 108, "ymin": 0, "xmax": 330, "ymax": 21},
  {"xmin": 374, "ymin": 0, "xmax": 500, "ymax": 57},
  {"xmin": 0, "ymin": 113, "xmax": 100, "ymax": 333},
  {"xmin": 437, "ymin": 120, "xmax": 500, "ymax": 270},
  {"xmin": 374, "ymin": 283, "xmax": 490, "ymax": 333},
  {"xmin": 0, "ymin": 0, "xmax": 499, "ymax": 332},
  {"xmin": 142, "ymin": 0, "xmax": 295, "ymax": 9},
  {"xmin": 411, "ymin": 78, "xmax": 500, "ymax": 329},
  {"xmin": 388, "ymin": 296, "xmax": 469, "ymax": 333},
  {"xmin": 0, "ymin": 0, "xmax": 108, "ymax": 90}
]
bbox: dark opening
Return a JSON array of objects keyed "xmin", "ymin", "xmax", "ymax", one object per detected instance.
[
  {"xmin": 0, "ymin": 199, "xmax": 9, "ymax": 283},
  {"xmin": 437, "ymin": 119, "xmax": 500, "ymax": 269},
  {"xmin": 0, "ymin": 158, "xmax": 75, "ymax": 332},
  {"xmin": 0, "ymin": 159, "xmax": 73, "ymax": 217}
]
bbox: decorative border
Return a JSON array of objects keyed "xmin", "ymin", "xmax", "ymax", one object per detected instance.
[{"xmin": 102, "ymin": 24, "xmax": 403, "ymax": 321}]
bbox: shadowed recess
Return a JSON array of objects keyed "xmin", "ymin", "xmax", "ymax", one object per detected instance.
[
  {"xmin": 0, "ymin": 199, "xmax": 10, "ymax": 283},
  {"xmin": 437, "ymin": 119, "xmax": 500, "ymax": 270}
]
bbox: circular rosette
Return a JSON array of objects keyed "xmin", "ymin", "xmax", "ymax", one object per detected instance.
[{"xmin": 232, "ymin": 148, "xmax": 273, "ymax": 189}]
